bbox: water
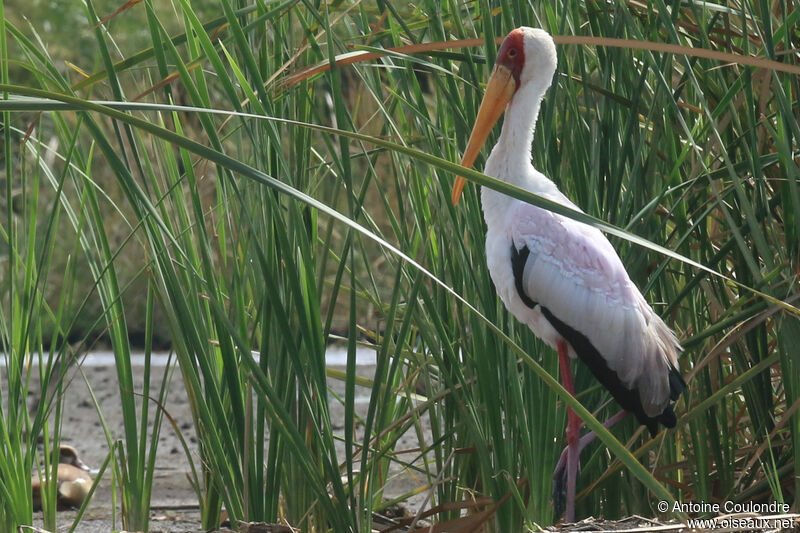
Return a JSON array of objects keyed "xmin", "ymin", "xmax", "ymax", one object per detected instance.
[{"xmin": 1, "ymin": 345, "xmax": 378, "ymax": 367}]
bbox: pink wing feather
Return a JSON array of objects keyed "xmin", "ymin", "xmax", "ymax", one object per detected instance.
[{"xmin": 507, "ymin": 201, "xmax": 681, "ymax": 417}]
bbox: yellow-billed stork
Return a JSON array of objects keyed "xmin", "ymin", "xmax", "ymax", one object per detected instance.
[{"xmin": 451, "ymin": 27, "xmax": 686, "ymax": 522}]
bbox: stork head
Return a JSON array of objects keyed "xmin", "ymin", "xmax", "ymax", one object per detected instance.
[{"xmin": 451, "ymin": 28, "xmax": 557, "ymax": 205}]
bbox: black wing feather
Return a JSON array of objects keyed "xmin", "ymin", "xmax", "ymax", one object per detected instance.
[{"xmin": 510, "ymin": 244, "xmax": 683, "ymax": 436}]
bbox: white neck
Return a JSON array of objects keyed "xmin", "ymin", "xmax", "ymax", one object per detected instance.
[
  {"xmin": 481, "ymin": 79, "xmax": 552, "ymax": 227},
  {"xmin": 494, "ymin": 82, "xmax": 545, "ymax": 173}
]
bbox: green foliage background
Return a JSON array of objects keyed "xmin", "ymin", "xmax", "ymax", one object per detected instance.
[{"xmin": 1, "ymin": 0, "xmax": 798, "ymax": 531}]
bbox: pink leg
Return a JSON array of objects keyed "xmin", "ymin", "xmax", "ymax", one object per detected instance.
[
  {"xmin": 556, "ymin": 340, "xmax": 580, "ymax": 523},
  {"xmin": 552, "ymin": 342, "xmax": 631, "ymax": 523}
]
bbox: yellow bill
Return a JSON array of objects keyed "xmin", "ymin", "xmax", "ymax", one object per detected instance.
[{"xmin": 451, "ymin": 64, "xmax": 517, "ymax": 205}]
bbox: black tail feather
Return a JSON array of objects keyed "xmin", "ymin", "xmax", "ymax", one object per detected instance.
[
  {"xmin": 669, "ymin": 364, "xmax": 687, "ymax": 401},
  {"xmin": 511, "ymin": 244, "xmax": 686, "ymax": 437}
]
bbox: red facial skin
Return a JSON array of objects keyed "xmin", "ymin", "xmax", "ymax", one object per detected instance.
[{"xmin": 495, "ymin": 28, "xmax": 525, "ymax": 88}]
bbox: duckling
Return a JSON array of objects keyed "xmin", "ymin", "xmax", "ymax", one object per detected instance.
[{"xmin": 32, "ymin": 445, "xmax": 93, "ymax": 511}]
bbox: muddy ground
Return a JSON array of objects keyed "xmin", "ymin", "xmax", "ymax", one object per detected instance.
[
  {"xmin": 22, "ymin": 352, "xmax": 429, "ymax": 532},
  {"xmin": 21, "ymin": 355, "xmax": 800, "ymax": 532}
]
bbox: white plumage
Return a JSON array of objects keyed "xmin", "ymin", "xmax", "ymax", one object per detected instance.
[
  {"xmin": 452, "ymin": 27, "xmax": 685, "ymax": 522},
  {"xmin": 492, "ymin": 198, "xmax": 681, "ymax": 415}
]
